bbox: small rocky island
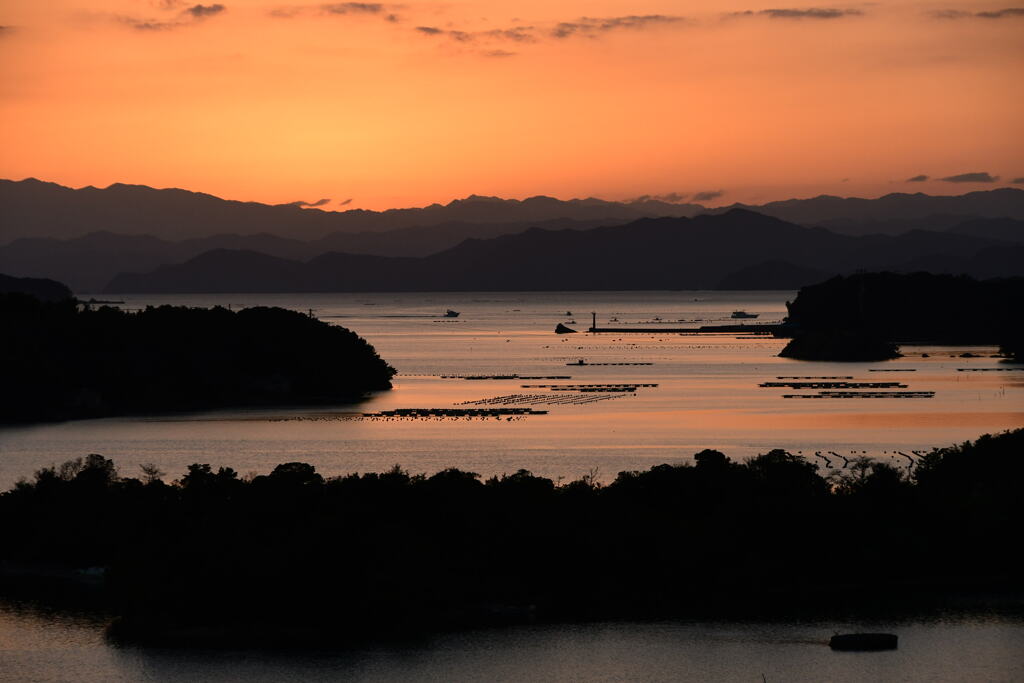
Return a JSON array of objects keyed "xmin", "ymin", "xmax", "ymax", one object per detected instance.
[{"xmin": 0, "ymin": 284, "xmax": 395, "ymax": 423}]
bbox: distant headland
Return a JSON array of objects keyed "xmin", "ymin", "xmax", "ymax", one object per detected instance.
[{"xmin": 779, "ymin": 272, "xmax": 1024, "ymax": 361}]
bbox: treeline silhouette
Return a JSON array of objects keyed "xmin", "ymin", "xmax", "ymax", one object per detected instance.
[
  {"xmin": 1, "ymin": 430, "xmax": 1020, "ymax": 645},
  {"xmin": 0, "ymin": 294, "xmax": 395, "ymax": 423},
  {"xmin": 780, "ymin": 272, "xmax": 1024, "ymax": 360}
]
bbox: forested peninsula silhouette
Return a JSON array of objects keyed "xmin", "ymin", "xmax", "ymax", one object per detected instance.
[
  {"xmin": 779, "ymin": 273, "xmax": 1024, "ymax": 361},
  {"xmin": 0, "ymin": 430, "xmax": 1019, "ymax": 646},
  {"xmin": 0, "ymin": 293, "xmax": 394, "ymax": 423}
]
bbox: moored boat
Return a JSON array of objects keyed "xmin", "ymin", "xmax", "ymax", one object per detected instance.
[
  {"xmin": 731, "ymin": 310, "xmax": 759, "ymax": 319},
  {"xmin": 829, "ymin": 633, "xmax": 898, "ymax": 651}
]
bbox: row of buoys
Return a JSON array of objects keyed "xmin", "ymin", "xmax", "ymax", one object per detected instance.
[{"xmin": 794, "ymin": 449, "xmax": 929, "ymax": 471}]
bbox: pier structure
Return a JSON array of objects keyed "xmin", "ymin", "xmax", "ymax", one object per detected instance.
[{"xmin": 586, "ymin": 311, "xmax": 781, "ymax": 335}]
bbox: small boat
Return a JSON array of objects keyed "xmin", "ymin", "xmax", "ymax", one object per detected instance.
[
  {"xmin": 829, "ymin": 633, "xmax": 898, "ymax": 651},
  {"xmin": 731, "ymin": 310, "xmax": 759, "ymax": 319},
  {"xmin": 565, "ymin": 310, "xmax": 573, "ymax": 316},
  {"xmin": 445, "ymin": 309, "xmax": 460, "ymax": 318}
]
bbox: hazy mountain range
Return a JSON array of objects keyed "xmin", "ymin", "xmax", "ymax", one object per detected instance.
[
  {"xmin": 104, "ymin": 210, "xmax": 1024, "ymax": 294},
  {"xmin": 0, "ymin": 178, "xmax": 701, "ymax": 242},
  {"xmin": 2, "ymin": 178, "xmax": 1022, "ymax": 292}
]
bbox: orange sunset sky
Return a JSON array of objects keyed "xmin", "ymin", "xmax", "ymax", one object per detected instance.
[{"xmin": 1, "ymin": 1, "xmax": 1022, "ymax": 210}]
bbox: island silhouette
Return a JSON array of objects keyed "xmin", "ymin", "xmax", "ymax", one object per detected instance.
[{"xmin": 0, "ymin": 290, "xmax": 394, "ymax": 423}]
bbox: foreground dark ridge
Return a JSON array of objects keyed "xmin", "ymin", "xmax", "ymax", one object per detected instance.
[
  {"xmin": 0, "ymin": 294, "xmax": 395, "ymax": 423},
  {"xmin": 1, "ymin": 430, "xmax": 1019, "ymax": 645}
]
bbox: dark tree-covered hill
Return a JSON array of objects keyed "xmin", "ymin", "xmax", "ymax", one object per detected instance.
[
  {"xmin": 0, "ymin": 294, "xmax": 395, "ymax": 423},
  {"xmin": 779, "ymin": 272, "xmax": 1024, "ymax": 360},
  {"xmin": 1, "ymin": 430, "xmax": 1020, "ymax": 645},
  {"xmin": 0, "ymin": 272, "xmax": 72, "ymax": 301}
]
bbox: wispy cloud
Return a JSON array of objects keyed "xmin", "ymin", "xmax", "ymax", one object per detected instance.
[
  {"xmin": 1011, "ymin": 177, "xmax": 1024, "ymax": 185},
  {"xmin": 414, "ymin": 14, "xmax": 683, "ymax": 49},
  {"xmin": 270, "ymin": 3, "xmax": 399, "ymax": 21},
  {"xmin": 551, "ymin": 15, "xmax": 686, "ymax": 39},
  {"xmin": 906, "ymin": 174, "xmax": 930, "ymax": 182},
  {"xmin": 414, "ymin": 24, "xmax": 536, "ymax": 45},
  {"xmin": 338, "ymin": 198, "xmax": 353, "ymax": 206},
  {"xmin": 117, "ymin": 3, "xmax": 227, "ymax": 31},
  {"xmin": 693, "ymin": 190, "xmax": 725, "ymax": 202},
  {"xmin": 322, "ymin": 3, "xmax": 384, "ymax": 15},
  {"xmin": 930, "ymin": 7, "xmax": 1024, "ymax": 19},
  {"xmin": 628, "ymin": 192, "xmax": 690, "ymax": 204},
  {"xmin": 283, "ymin": 198, "xmax": 332, "ymax": 208},
  {"xmin": 730, "ymin": 7, "xmax": 863, "ymax": 20},
  {"xmin": 939, "ymin": 172, "xmax": 999, "ymax": 183},
  {"xmin": 186, "ymin": 4, "xmax": 226, "ymax": 19}
]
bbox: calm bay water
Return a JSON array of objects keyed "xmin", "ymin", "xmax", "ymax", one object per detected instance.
[
  {"xmin": 0, "ymin": 290, "xmax": 1021, "ymax": 489},
  {"xmin": 1, "ymin": 290, "xmax": 1022, "ymax": 680},
  {"xmin": 2, "ymin": 597, "xmax": 1023, "ymax": 682}
]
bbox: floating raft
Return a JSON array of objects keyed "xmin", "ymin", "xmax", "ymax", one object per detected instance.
[
  {"xmin": 956, "ymin": 367, "xmax": 1024, "ymax": 372},
  {"xmin": 460, "ymin": 393, "xmax": 624, "ymax": 406},
  {"xmin": 440, "ymin": 375, "xmax": 573, "ymax": 380},
  {"xmin": 588, "ymin": 324, "xmax": 782, "ymax": 335},
  {"xmin": 777, "ymin": 376, "xmax": 853, "ymax": 380},
  {"xmin": 761, "ymin": 381, "xmax": 907, "ymax": 389},
  {"xmin": 784, "ymin": 391, "xmax": 934, "ymax": 399},
  {"xmin": 567, "ymin": 362, "xmax": 654, "ymax": 366},
  {"xmin": 522, "ymin": 383, "xmax": 658, "ymax": 389},
  {"xmin": 363, "ymin": 407, "xmax": 548, "ymax": 418}
]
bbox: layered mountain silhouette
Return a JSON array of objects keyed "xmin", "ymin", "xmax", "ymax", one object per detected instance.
[
  {"xmin": 104, "ymin": 210, "xmax": 1024, "ymax": 293},
  {"xmin": 4, "ymin": 178, "xmax": 1023, "ymax": 291},
  {"xmin": 0, "ymin": 178, "xmax": 701, "ymax": 242},
  {"xmin": 713, "ymin": 188, "xmax": 1024, "ymax": 235},
  {"xmin": 0, "ymin": 219, "xmax": 621, "ymax": 291}
]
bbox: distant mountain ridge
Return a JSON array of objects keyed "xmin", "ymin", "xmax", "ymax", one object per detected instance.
[
  {"xmin": 4, "ymin": 178, "xmax": 1023, "ymax": 291},
  {"xmin": 0, "ymin": 178, "xmax": 703, "ymax": 243},
  {"xmin": 5, "ymin": 178, "xmax": 1024, "ymax": 245},
  {"xmin": 0, "ymin": 218, "xmax": 622, "ymax": 291},
  {"xmin": 104, "ymin": 210, "xmax": 1024, "ymax": 293},
  {"xmin": 713, "ymin": 188, "xmax": 1024, "ymax": 235}
]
